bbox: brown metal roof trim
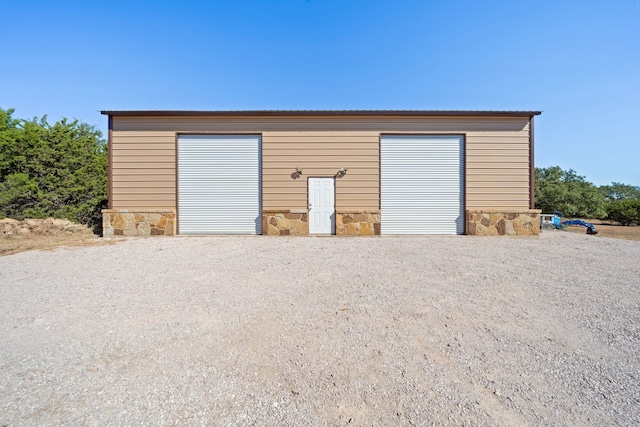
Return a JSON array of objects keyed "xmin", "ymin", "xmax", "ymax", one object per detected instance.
[
  {"xmin": 101, "ymin": 110, "xmax": 542, "ymax": 117},
  {"xmin": 529, "ymin": 115, "xmax": 536, "ymax": 210},
  {"xmin": 107, "ymin": 115, "xmax": 113, "ymax": 209}
]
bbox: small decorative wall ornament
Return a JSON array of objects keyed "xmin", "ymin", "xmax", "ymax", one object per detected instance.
[{"xmin": 336, "ymin": 167, "xmax": 348, "ymax": 178}]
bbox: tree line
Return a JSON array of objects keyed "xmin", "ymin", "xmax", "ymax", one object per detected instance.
[
  {"xmin": 1, "ymin": 107, "xmax": 639, "ymax": 230},
  {"xmin": 0, "ymin": 108, "xmax": 107, "ymax": 229},
  {"xmin": 535, "ymin": 166, "xmax": 640, "ymax": 225}
]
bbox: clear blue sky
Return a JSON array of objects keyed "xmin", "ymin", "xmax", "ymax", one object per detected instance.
[{"xmin": 2, "ymin": 0, "xmax": 638, "ymax": 186}]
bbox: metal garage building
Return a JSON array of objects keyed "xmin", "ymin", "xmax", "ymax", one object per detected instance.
[{"xmin": 101, "ymin": 110, "xmax": 542, "ymax": 237}]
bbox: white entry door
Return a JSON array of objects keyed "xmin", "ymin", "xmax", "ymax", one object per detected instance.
[{"xmin": 308, "ymin": 177, "xmax": 335, "ymax": 235}]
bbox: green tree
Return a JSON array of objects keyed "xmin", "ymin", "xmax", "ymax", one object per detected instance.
[
  {"xmin": 599, "ymin": 182, "xmax": 640, "ymax": 201},
  {"xmin": 535, "ymin": 166, "xmax": 607, "ymax": 219},
  {"xmin": 606, "ymin": 200, "xmax": 640, "ymax": 225},
  {"xmin": 0, "ymin": 108, "xmax": 107, "ymax": 227}
]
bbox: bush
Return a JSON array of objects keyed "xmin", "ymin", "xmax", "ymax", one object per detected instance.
[
  {"xmin": 0, "ymin": 108, "xmax": 107, "ymax": 229},
  {"xmin": 606, "ymin": 200, "xmax": 640, "ymax": 225}
]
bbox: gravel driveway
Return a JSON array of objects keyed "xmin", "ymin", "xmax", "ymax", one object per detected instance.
[{"xmin": 1, "ymin": 232, "xmax": 639, "ymax": 426}]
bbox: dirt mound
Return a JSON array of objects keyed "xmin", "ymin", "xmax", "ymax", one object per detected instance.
[{"xmin": 0, "ymin": 217, "xmax": 90, "ymax": 237}]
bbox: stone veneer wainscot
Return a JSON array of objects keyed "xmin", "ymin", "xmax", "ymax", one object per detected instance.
[
  {"xmin": 336, "ymin": 210, "xmax": 380, "ymax": 235},
  {"xmin": 466, "ymin": 210, "xmax": 541, "ymax": 236},
  {"xmin": 262, "ymin": 210, "xmax": 309, "ymax": 235},
  {"xmin": 263, "ymin": 210, "xmax": 381, "ymax": 235},
  {"xmin": 103, "ymin": 209, "xmax": 540, "ymax": 237},
  {"xmin": 102, "ymin": 210, "xmax": 176, "ymax": 236}
]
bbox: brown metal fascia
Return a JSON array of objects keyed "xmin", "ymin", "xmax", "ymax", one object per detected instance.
[
  {"xmin": 100, "ymin": 110, "xmax": 542, "ymax": 118},
  {"xmin": 258, "ymin": 135, "xmax": 264, "ymax": 236},
  {"xmin": 377, "ymin": 133, "xmax": 382, "ymax": 212},
  {"xmin": 107, "ymin": 115, "xmax": 113, "ymax": 209},
  {"xmin": 529, "ymin": 115, "xmax": 536, "ymax": 210}
]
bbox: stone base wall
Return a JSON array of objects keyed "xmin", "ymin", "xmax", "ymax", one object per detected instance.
[
  {"xmin": 466, "ymin": 210, "xmax": 541, "ymax": 236},
  {"xmin": 100, "ymin": 209, "xmax": 540, "ymax": 237},
  {"xmin": 336, "ymin": 210, "xmax": 380, "ymax": 235},
  {"xmin": 262, "ymin": 210, "xmax": 381, "ymax": 236},
  {"xmin": 102, "ymin": 209, "xmax": 176, "ymax": 237},
  {"xmin": 263, "ymin": 210, "xmax": 309, "ymax": 235}
]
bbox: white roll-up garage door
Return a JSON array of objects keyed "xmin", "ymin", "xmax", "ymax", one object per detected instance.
[
  {"xmin": 381, "ymin": 135, "xmax": 464, "ymax": 235},
  {"xmin": 178, "ymin": 135, "xmax": 261, "ymax": 235}
]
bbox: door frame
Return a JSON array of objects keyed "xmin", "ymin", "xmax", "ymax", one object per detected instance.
[{"xmin": 307, "ymin": 176, "xmax": 336, "ymax": 235}]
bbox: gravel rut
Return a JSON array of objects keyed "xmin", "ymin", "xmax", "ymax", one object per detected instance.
[{"xmin": 1, "ymin": 232, "xmax": 639, "ymax": 426}]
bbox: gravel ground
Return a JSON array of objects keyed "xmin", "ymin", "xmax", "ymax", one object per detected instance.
[{"xmin": 1, "ymin": 232, "xmax": 639, "ymax": 426}]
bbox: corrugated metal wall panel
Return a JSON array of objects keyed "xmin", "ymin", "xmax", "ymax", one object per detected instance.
[
  {"xmin": 381, "ymin": 135, "xmax": 464, "ymax": 235},
  {"xmin": 113, "ymin": 116, "xmax": 529, "ymax": 133},
  {"xmin": 110, "ymin": 130, "xmax": 176, "ymax": 209},
  {"xmin": 109, "ymin": 115, "xmax": 533, "ymax": 213},
  {"xmin": 465, "ymin": 127, "xmax": 530, "ymax": 209},
  {"xmin": 177, "ymin": 135, "xmax": 261, "ymax": 235},
  {"xmin": 261, "ymin": 131, "xmax": 380, "ymax": 210}
]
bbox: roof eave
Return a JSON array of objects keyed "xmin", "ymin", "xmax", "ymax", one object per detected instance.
[{"xmin": 100, "ymin": 110, "xmax": 542, "ymax": 117}]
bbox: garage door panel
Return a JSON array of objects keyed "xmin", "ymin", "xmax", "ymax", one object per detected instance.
[
  {"xmin": 381, "ymin": 135, "xmax": 464, "ymax": 235},
  {"xmin": 178, "ymin": 135, "xmax": 261, "ymax": 235}
]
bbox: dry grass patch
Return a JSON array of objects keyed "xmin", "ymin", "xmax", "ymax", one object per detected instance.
[
  {"xmin": 561, "ymin": 219, "xmax": 640, "ymax": 241},
  {"xmin": 0, "ymin": 230, "xmax": 113, "ymax": 256}
]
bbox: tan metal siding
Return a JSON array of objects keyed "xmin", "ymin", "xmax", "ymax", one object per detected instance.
[
  {"xmin": 466, "ymin": 123, "xmax": 531, "ymax": 210},
  {"xmin": 110, "ymin": 128, "xmax": 176, "ymax": 209},
  {"xmin": 112, "ymin": 116, "xmax": 529, "ymax": 133},
  {"xmin": 262, "ymin": 131, "xmax": 380, "ymax": 210},
  {"xmin": 109, "ymin": 115, "xmax": 532, "ymax": 212}
]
